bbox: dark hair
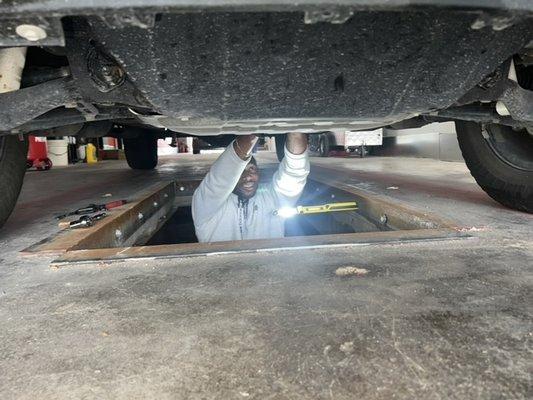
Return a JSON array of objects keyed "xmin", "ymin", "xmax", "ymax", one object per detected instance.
[{"xmin": 248, "ymin": 156, "xmax": 257, "ymax": 166}]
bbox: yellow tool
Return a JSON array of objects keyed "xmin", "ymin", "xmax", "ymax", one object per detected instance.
[
  {"xmin": 274, "ymin": 201, "xmax": 358, "ymax": 218},
  {"xmin": 86, "ymin": 143, "xmax": 98, "ymax": 164}
]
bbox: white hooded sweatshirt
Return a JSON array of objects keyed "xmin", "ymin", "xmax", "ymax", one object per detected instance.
[{"xmin": 192, "ymin": 142, "xmax": 310, "ymax": 243}]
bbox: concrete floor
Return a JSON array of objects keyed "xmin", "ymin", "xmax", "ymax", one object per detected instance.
[{"xmin": 0, "ymin": 153, "xmax": 531, "ymax": 399}]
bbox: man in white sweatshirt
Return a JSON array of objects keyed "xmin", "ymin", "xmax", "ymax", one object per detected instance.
[{"xmin": 192, "ymin": 133, "xmax": 310, "ymax": 243}]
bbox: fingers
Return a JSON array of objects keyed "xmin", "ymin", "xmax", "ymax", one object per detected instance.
[{"xmin": 286, "ymin": 132, "xmax": 308, "ymax": 155}]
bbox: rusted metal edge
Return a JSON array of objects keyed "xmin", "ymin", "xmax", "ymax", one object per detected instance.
[
  {"xmin": 21, "ymin": 181, "xmax": 178, "ymax": 255},
  {"xmin": 50, "ymin": 229, "xmax": 471, "ymax": 268},
  {"xmin": 310, "ymin": 166, "xmax": 458, "ymax": 231}
]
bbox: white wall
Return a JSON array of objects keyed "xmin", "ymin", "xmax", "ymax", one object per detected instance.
[{"xmin": 379, "ymin": 122, "xmax": 463, "ymax": 162}]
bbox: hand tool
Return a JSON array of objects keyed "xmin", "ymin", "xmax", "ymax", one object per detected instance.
[
  {"xmin": 59, "ymin": 212, "xmax": 108, "ymax": 229},
  {"xmin": 273, "ymin": 201, "xmax": 358, "ymax": 218},
  {"xmin": 55, "ymin": 200, "xmax": 127, "ymax": 220}
]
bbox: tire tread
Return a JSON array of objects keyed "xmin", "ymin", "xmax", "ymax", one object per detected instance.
[
  {"xmin": 0, "ymin": 136, "xmax": 28, "ymax": 228},
  {"xmin": 456, "ymin": 121, "xmax": 532, "ymax": 213}
]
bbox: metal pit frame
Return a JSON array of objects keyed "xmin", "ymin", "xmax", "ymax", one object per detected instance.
[{"xmin": 23, "ymin": 174, "xmax": 468, "ymax": 268}]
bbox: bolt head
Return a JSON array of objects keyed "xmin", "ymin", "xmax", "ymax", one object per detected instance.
[
  {"xmin": 16, "ymin": 24, "xmax": 47, "ymax": 41},
  {"xmin": 495, "ymin": 101, "xmax": 510, "ymax": 116}
]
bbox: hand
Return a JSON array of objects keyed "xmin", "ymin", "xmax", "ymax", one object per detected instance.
[
  {"xmin": 286, "ymin": 132, "xmax": 308, "ymax": 155},
  {"xmin": 234, "ymin": 135, "xmax": 258, "ymax": 160}
]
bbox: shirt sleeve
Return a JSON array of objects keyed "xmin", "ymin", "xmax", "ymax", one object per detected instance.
[
  {"xmin": 192, "ymin": 141, "xmax": 249, "ymax": 227},
  {"xmin": 271, "ymin": 145, "xmax": 310, "ymax": 207}
]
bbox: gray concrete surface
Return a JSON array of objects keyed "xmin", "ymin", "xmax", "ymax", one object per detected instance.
[{"xmin": 0, "ymin": 153, "xmax": 531, "ymax": 399}]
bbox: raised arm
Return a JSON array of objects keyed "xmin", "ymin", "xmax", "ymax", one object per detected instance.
[
  {"xmin": 192, "ymin": 135, "xmax": 257, "ymax": 226},
  {"xmin": 272, "ymin": 132, "xmax": 310, "ymax": 206}
]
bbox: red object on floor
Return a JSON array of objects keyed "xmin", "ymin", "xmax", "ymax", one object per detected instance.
[
  {"xmin": 27, "ymin": 157, "xmax": 53, "ymax": 171},
  {"xmin": 27, "ymin": 136, "xmax": 52, "ymax": 170},
  {"xmin": 34, "ymin": 158, "xmax": 53, "ymax": 171},
  {"xmin": 27, "ymin": 135, "xmax": 48, "ymax": 160}
]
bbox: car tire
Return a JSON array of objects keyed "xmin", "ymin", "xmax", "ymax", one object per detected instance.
[
  {"xmin": 124, "ymin": 133, "xmax": 158, "ymax": 170},
  {"xmin": 319, "ymin": 134, "xmax": 330, "ymax": 157},
  {"xmin": 0, "ymin": 135, "xmax": 28, "ymax": 229},
  {"xmin": 192, "ymin": 138, "xmax": 201, "ymax": 154},
  {"xmin": 455, "ymin": 121, "xmax": 533, "ymax": 213},
  {"xmin": 275, "ymin": 134, "xmax": 286, "ymax": 162}
]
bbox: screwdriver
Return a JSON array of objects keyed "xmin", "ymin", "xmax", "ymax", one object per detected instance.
[{"xmin": 58, "ymin": 212, "xmax": 108, "ymax": 229}]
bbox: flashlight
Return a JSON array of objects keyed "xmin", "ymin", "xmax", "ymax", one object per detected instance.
[
  {"xmin": 275, "ymin": 207, "xmax": 300, "ymax": 218},
  {"xmin": 274, "ymin": 201, "xmax": 358, "ymax": 218}
]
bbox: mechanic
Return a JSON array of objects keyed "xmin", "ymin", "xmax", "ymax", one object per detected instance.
[{"xmin": 192, "ymin": 133, "xmax": 309, "ymax": 242}]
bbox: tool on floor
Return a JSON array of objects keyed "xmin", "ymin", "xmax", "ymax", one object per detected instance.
[
  {"xmin": 55, "ymin": 200, "xmax": 127, "ymax": 220},
  {"xmin": 27, "ymin": 157, "xmax": 53, "ymax": 171},
  {"xmin": 273, "ymin": 201, "xmax": 358, "ymax": 218},
  {"xmin": 59, "ymin": 212, "xmax": 108, "ymax": 229}
]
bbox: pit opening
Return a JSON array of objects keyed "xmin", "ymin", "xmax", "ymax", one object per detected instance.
[
  {"xmin": 147, "ymin": 206, "xmax": 197, "ymax": 245},
  {"xmin": 24, "ymin": 167, "xmax": 463, "ymax": 267},
  {"xmin": 146, "ymin": 179, "xmax": 387, "ymax": 246}
]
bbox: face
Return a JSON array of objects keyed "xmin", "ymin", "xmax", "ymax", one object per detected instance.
[{"xmin": 233, "ymin": 162, "xmax": 260, "ymax": 200}]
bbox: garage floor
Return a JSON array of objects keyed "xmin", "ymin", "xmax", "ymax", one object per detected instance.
[{"xmin": 0, "ymin": 153, "xmax": 531, "ymax": 399}]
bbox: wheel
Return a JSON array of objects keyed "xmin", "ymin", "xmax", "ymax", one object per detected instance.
[
  {"xmin": 0, "ymin": 135, "xmax": 28, "ymax": 229},
  {"xmin": 192, "ymin": 138, "xmax": 200, "ymax": 154},
  {"xmin": 319, "ymin": 134, "xmax": 330, "ymax": 157},
  {"xmin": 455, "ymin": 121, "xmax": 533, "ymax": 212},
  {"xmin": 123, "ymin": 133, "xmax": 158, "ymax": 170},
  {"xmin": 275, "ymin": 134, "xmax": 287, "ymax": 161}
]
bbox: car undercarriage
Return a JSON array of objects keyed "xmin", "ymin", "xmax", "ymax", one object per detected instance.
[
  {"xmin": 0, "ymin": 0, "xmax": 532, "ymax": 227},
  {"xmin": 1, "ymin": 3, "xmax": 533, "ymax": 135}
]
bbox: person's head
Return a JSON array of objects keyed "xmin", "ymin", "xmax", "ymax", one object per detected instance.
[{"xmin": 233, "ymin": 157, "xmax": 259, "ymax": 200}]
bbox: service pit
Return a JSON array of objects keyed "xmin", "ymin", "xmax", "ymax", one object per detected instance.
[{"xmin": 23, "ymin": 171, "xmax": 467, "ymax": 268}]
